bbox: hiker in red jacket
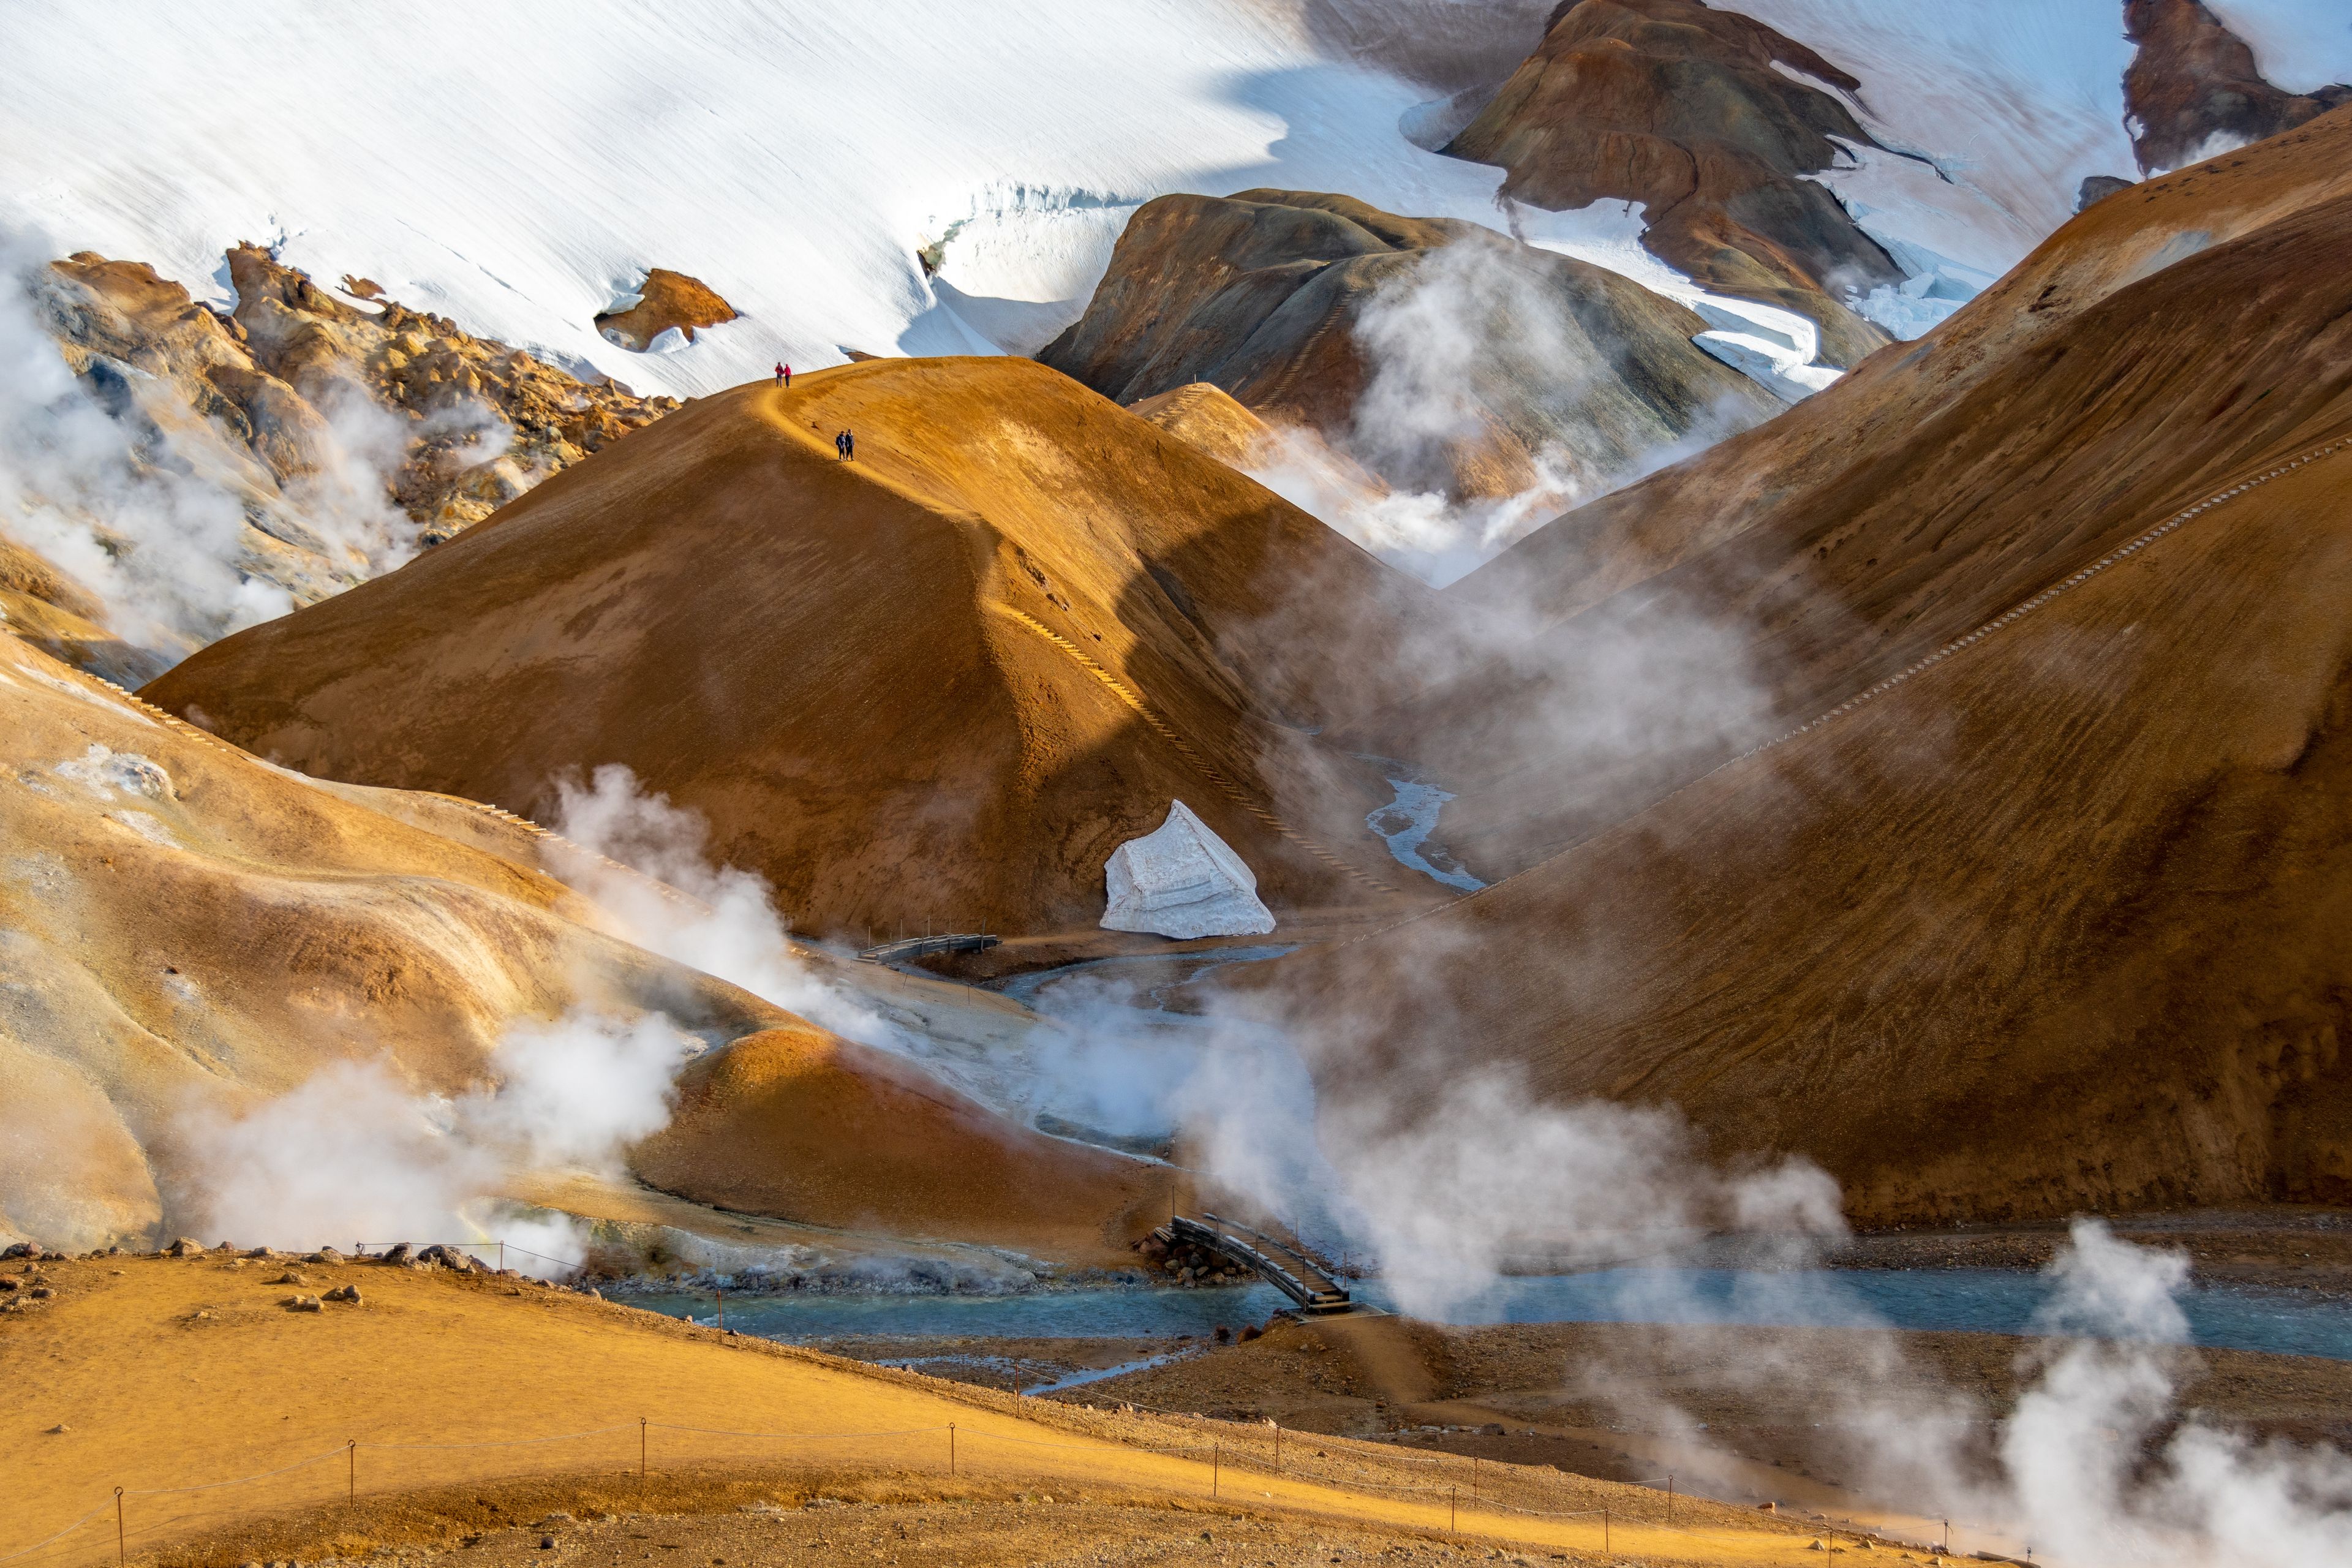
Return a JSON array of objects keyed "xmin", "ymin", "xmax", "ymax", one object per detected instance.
[{"xmin": 774, "ymin": 362, "xmax": 790, "ymax": 387}]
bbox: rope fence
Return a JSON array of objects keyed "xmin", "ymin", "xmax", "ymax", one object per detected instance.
[{"xmin": 5, "ymin": 1395, "xmax": 1953, "ymax": 1568}]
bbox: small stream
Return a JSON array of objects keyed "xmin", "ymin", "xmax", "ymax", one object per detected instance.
[
  {"xmin": 632, "ymin": 1267, "xmax": 2352, "ymax": 1361},
  {"xmin": 1359, "ymin": 756, "xmax": 1483, "ymax": 892}
]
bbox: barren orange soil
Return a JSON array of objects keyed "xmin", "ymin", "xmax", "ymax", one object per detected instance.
[{"xmin": 3, "ymin": 1253, "xmax": 1852, "ymax": 1568}]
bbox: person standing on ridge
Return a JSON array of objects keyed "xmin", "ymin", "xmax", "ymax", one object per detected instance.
[
  {"xmin": 843, "ymin": 428, "xmax": 854, "ymax": 460},
  {"xmin": 775, "ymin": 362, "xmax": 790, "ymax": 386}
]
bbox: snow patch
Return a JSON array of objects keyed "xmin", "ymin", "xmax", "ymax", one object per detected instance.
[
  {"xmin": 1735, "ymin": 1, "xmax": 2140, "ymax": 336},
  {"xmin": 1101, "ymin": 801, "xmax": 1275, "ymax": 940}
]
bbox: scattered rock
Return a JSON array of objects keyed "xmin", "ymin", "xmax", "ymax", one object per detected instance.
[
  {"xmin": 273, "ymin": 1271, "xmax": 307, "ymax": 1285},
  {"xmin": 379, "ymin": 1243, "xmax": 413, "ymax": 1265},
  {"xmin": 285, "ymin": 1294, "xmax": 324, "ymax": 1312},
  {"xmin": 246, "ymin": 1246, "xmax": 277, "ymax": 1259},
  {"xmin": 46, "ymin": 1423, "xmax": 69, "ymax": 1434},
  {"xmin": 323, "ymin": 1284, "xmax": 363, "ymax": 1304},
  {"xmin": 2077, "ymin": 174, "xmax": 2135, "ymax": 211},
  {"xmin": 166, "ymin": 1237, "xmax": 205, "ymax": 1257},
  {"xmin": 538, "ymin": 1537, "xmax": 555, "ymax": 1551},
  {"xmin": 29, "ymin": 1286, "xmax": 53, "ymax": 1299},
  {"xmin": 1, "ymin": 1242, "xmax": 39, "ymax": 1260}
]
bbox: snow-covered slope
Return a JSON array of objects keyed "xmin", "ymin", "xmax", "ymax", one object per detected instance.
[
  {"xmin": 0, "ymin": 1, "xmax": 1540, "ymax": 398},
  {"xmin": 2207, "ymin": 1, "xmax": 2352, "ymax": 95},
  {"xmin": 1736, "ymin": 0, "xmax": 2139, "ymax": 337}
]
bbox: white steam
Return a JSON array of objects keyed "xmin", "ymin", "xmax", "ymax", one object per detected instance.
[
  {"xmin": 0, "ymin": 226, "xmax": 290, "ymax": 651},
  {"xmin": 0, "ymin": 220, "xmax": 424, "ymax": 664},
  {"xmin": 546, "ymin": 763, "xmax": 885, "ymax": 1042},
  {"xmin": 1320, "ymin": 1071, "xmax": 1846, "ymax": 1318},
  {"xmin": 1248, "ymin": 236, "xmax": 1759, "ymax": 587},
  {"xmin": 1581, "ymin": 1218, "xmax": 2352, "ymax": 1562},
  {"xmin": 1992, "ymin": 1220, "xmax": 2352, "ymax": 1566},
  {"xmin": 176, "ymin": 1011, "xmax": 699, "ymax": 1265}
]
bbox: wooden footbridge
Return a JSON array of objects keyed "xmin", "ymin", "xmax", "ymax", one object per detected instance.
[
  {"xmin": 857, "ymin": 932, "xmax": 1001, "ymax": 963},
  {"xmin": 1160, "ymin": 1212, "xmax": 1365, "ymax": 1316}
]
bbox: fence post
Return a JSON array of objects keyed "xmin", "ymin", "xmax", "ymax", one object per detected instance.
[
  {"xmin": 1667, "ymin": 1473, "xmax": 1674, "ymax": 1524},
  {"xmin": 1471, "ymin": 1453, "xmax": 1478, "ymax": 1499},
  {"xmin": 949, "ymin": 1423, "xmax": 956, "ymax": 1477},
  {"xmin": 1449, "ymin": 1485, "xmax": 1455, "ymax": 1534},
  {"xmin": 1273, "ymin": 1423, "xmax": 1281, "ymax": 1474},
  {"xmin": 640, "ymin": 1417, "xmax": 647, "ymax": 1479},
  {"xmin": 1604, "ymin": 1506, "xmax": 1610, "ymax": 1553},
  {"xmin": 717, "ymin": 1287, "xmax": 724, "ymax": 1332},
  {"xmin": 347, "ymin": 1438, "xmax": 356, "ymax": 1503},
  {"xmin": 114, "ymin": 1486, "xmax": 124, "ymax": 1567},
  {"xmin": 500, "ymin": 1240, "xmax": 507, "ymax": 1273},
  {"xmin": 1212, "ymin": 1441, "xmax": 1219, "ymax": 1499}
]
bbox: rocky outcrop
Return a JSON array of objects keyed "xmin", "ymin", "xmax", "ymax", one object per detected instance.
[
  {"xmin": 1100, "ymin": 800, "xmax": 1276, "ymax": 938},
  {"xmin": 2123, "ymin": 0, "xmax": 2351, "ymax": 172},
  {"xmin": 594, "ymin": 268, "xmax": 738, "ymax": 352},
  {"xmin": 1441, "ymin": 0, "xmax": 1898, "ymax": 366},
  {"xmin": 48, "ymin": 249, "xmax": 674, "ymax": 545},
  {"xmin": 7, "ymin": 247, "xmax": 680, "ymax": 678},
  {"xmin": 1039, "ymin": 189, "xmax": 1775, "ymax": 507},
  {"xmin": 2078, "ymin": 175, "xmax": 2137, "ymax": 211}
]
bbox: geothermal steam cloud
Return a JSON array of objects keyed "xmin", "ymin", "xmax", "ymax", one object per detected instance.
[{"xmin": 1101, "ymin": 800, "xmax": 1275, "ymax": 938}]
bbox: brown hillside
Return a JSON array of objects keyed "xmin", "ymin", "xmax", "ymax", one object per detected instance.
[
  {"xmin": 1370, "ymin": 107, "xmax": 2352, "ymax": 880},
  {"xmin": 1126, "ymin": 382, "xmax": 1281, "ymax": 470},
  {"xmin": 1442, "ymin": 0, "xmax": 1897, "ymax": 366},
  {"xmin": 0, "ymin": 632, "xmax": 745, "ymax": 1250},
  {"xmin": 143, "ymin": 357, "xmax": 1449, "ymax": 938},
  {"xmin": 0, "ymin": 632, "xmax": 1157, "ymax": 1264},
  {"xmin": 631, "ymin": 1025, "xmax": 1162, "ymax": 1259},
  {"xmin": 1038, "ymin": 189, "xmax": 1774, "ymax": 505},
  {"xmin": 1264, "ymin": 110, "xmax": 2352, "ymax": 1226}
]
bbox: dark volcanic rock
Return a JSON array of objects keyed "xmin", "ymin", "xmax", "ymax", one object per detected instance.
[
  {"xmin": 2124, "ymin": 0, "xmax": 2352, "ymax": 173},
  {"xmin": 2078, "ymin": 174, "xmax": 2137, "ymax": 211},
  {"xmin": 1440, "ymin": 0, "xmax": 1899, "ymax": 366},
  {"xmin": 1039, "ymin": 188, "xmax": 1776, "ymax": 507}
]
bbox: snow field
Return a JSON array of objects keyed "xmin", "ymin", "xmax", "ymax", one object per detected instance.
[{"xmin": 2206, "ymin": 1, "xmax": 2352, "ymax": 96}]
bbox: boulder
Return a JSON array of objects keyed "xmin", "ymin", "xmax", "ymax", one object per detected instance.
[{"xmin": 1099, "ymin": 801, "xmax": 1275, "ymax": 939}]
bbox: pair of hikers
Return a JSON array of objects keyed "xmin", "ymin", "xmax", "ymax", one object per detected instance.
[{"xmin": 772, "ymin": 363, "xmax": 850, "ymax": 459}]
